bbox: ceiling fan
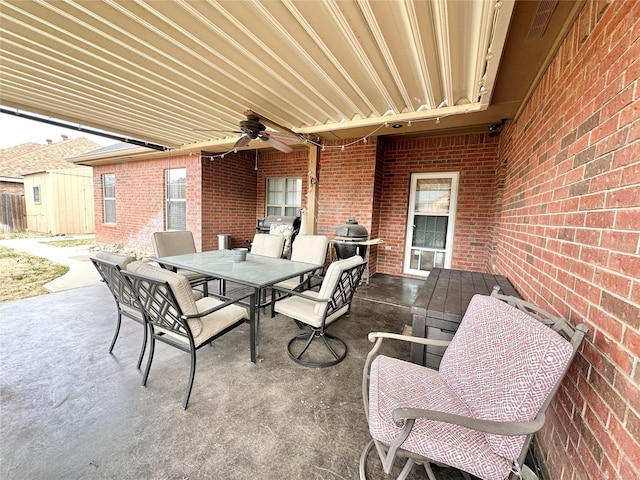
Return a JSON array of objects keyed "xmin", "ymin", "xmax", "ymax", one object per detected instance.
[{"xmin": 196, "ymin": 110, "xmax": 300, "ymax": 153}]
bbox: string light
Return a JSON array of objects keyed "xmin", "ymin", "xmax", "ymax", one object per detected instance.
[{"xmin": 201, "ymin": 111, "xmax": 455, "ymax": 158}]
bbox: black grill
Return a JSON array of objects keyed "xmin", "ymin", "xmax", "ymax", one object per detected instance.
[
  {"xmin": 333, "ymin": 218, "xmax": 369, "ymax": 259},
  {"xmin": 256, "ymin": 215, "xmax": 301, "ymax": 234}
]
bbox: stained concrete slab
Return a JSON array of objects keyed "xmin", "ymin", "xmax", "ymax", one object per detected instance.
[{"xmin": 0, "ymin": 274, "xmax": 470, "ymax": 480}]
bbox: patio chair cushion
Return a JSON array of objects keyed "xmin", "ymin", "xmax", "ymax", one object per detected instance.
[
  {"xmin": 126, "ymin": 260, "xmax": 198, "ymax": 323},
  {"xmin": 191, "ymin": 297, "xmax": 247, "ymax": 347},
  {"xmin": 96, "ymin": 250, "xmax": 135, "ymax": 269},
  {"xmin": 314, "ymin": 255, "xmax": 363, "ymax": 317},
  {"xmin": 369, "ymin": 355, "xmax": 513, "ymax": 480},
  {"xmin": 439, "ymin": 295, "xmax": 574, "ymax": 460},
  {"xmin": 273, "ymin": 291, "xmax": 349, "ymax": 328},
  {"xmin": 152, "ymin": 230, "xmax": 198, "ymax": 257},
  {"xmin": 126, "ymin": 261, "xmax": 244, "ymax": 345},
  {"xmin": 274, "ymin": 235, "xmax": 329, "ymax": 290},
  {"xmin": 251, "ymin": 234, "xmax": 285, "ymax": 258}
]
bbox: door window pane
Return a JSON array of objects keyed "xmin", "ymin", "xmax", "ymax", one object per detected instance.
[
  {"xmin": 415, "ymin": 178, "xmax": 451, "ymax": 213},
  {"xmin": 413, "ymin": 216, "xmax": 448, "ymax": 249}
]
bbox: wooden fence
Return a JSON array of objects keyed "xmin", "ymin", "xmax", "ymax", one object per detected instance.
[{"xmin": 1, "ymin": 193, "xmax": 27, "ymax": 233}]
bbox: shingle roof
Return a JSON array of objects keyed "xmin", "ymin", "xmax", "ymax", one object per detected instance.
[{"xmin": 0, "ymin": 137, "xmax": 101, "ymax": 178}]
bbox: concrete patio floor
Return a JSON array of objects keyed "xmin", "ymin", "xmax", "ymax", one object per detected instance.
[{"xmin": 0, "ymin": 274, "xmax": 471, "ymax": 480}]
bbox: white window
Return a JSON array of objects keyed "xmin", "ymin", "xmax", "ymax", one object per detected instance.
[
  {"xmin": 33, "ymin": 186, "xmax": 40, "ymax": 204},
  {"xmin": 266, "ymin": 177, "xmax": 301, "ymax": 216},
  {"xmin": 166, "ymin": 168, "xmax": 186, "ymax": 230},
  {"xmin": 102, "ymin": 174, "xmax": 116, "ymax": 224},
  {"xmin": 404, "ymin": 172, "xmax": 459, "ymax": 276}
]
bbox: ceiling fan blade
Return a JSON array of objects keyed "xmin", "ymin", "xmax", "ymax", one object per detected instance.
[
  {"xmin": 234, "ymin": 134, "xmax": 252, "ymax": 148},
  {"xmin": 261, "ymin": 133, "xmax": 293, "ymax": 153},
  {"xmin": 269, "ymin": 131, "xmax": 302, "ymax": 142}
]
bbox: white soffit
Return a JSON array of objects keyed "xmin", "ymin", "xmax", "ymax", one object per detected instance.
[{"xmin": 0, "ymin": 0, "xmax": 514, "ymax": 149}]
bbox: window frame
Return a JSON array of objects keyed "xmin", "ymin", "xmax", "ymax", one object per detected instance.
[
  {"xmin": 102, "ymin": 173, "xmax": 116, "ymax": 224},
  {"xmin": 265, "ymin": 177, "xmax": 302, "ymax": 217},
  {"xmin": 165, "ymin": 168, "xmax": 187, "ymax": 231}
]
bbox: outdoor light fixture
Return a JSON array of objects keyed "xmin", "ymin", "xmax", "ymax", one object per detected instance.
[{"xmin": 488, "ymin": 118, "xmax": 507, "ymax": 137}]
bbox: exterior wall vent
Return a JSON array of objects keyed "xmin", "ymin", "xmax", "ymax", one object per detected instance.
[{"xmin": 527, "ymin": 0, "xmax": 558, "ymax": 40}]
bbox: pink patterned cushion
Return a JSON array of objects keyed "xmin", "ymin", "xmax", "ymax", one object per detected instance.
[
  {"xmin": 369, "ymin": 356, "xmax": 515, "ymax": 480},
  {"xmin": 439, "ymin": 295, "xmax": 573, "ymax": 460}
]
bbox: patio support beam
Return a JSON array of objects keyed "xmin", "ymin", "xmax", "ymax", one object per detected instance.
[{"xmin": 306, "ymin": 145, "xmax": 320, "ymax": 234}]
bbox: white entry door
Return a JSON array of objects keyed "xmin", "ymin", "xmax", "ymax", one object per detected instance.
[{"xmin": 403, "ymin": 172, "xmax": 459, "ymax": 276}]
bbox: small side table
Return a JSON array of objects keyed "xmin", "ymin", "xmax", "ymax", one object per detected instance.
[
  {"xmin": 411, "ymin": 268, "xmax": 520, "ymax": 369},
  {"xmin": 332, "ymin": 237, "xmax": 384, "ymax": 285}
]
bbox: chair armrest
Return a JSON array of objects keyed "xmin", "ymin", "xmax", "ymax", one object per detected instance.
[
  {"xmin": 367, "ymin": 331, "xmax": 451, "ymax": 348},
  {"xmin": 181, "ymin": 291, "xmax": 255, "ymax": 319},
  {"xmin": 270, "ymin": 285, "xmax": 330, "ymax": 304},
  {"xmin": 392, "ymin": 407, "xmax": 546, "ymax": 436}
]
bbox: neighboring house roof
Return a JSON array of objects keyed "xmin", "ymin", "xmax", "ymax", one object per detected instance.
[{"xmin": 0, "ymin": 137, "xmax": 101, "ymax": 179}]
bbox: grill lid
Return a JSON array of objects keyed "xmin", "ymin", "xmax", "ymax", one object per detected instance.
[{"xmin": 335, "ymin": 217, "xmax": 368, "ymax": 239}]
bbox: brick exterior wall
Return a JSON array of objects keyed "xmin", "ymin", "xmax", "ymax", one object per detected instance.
[
  {"xmin": 94, "ymin": 152, "xmax": 257, "ymax": 254},
  {"xmin": 201, "ymin": 151, "xmax": 257, "ymax": 250},
  {"xmin": 255, "ymin": 148, "xmax": 309, "ymax": 219},
  {"xmin": 376, "ymin": 134, "xmax": 500, "ymax": 276},
  {"xmin": 89, "ymin": 3, "xmax": 638, "ymax": 475},
  {"xmin": 494, "ymin": 1, "xmax": 639, "ymax": 478},
  {"xmin": 315, "ymin": 139, "xmax": 379, "ymax": 268}
]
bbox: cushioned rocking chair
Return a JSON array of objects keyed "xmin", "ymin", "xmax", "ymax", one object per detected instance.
[
  {"xmin": 122, "ymin": 261, "xmax": 255, "ymax": 409},
  {"xmin": 360, "ymin": 290, "xmax": 588, "ymax": 480},
  {"xmin": 272, "ymin": 255, "xmax": 366, "ymax": 367}
]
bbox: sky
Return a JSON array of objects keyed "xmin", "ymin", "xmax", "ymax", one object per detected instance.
[{"xmin": 0, "ymin": 112, "xmax": 118, "ymax": 149}]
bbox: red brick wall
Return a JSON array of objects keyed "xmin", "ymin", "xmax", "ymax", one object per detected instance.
[
  {"xmin": 255, "ymin": 148, "xmax": 309, "ymax": 219},
  {"xmin": 316, "ymin": 139, "xmax": 379, "ymax": 264},
  {"xmin": 94, "ymin": 151, "xmax": 258, "ymax": 254},
  {"xmin": 316, "ymin": 139, "xmax": 379, "ymax": 237},
  {"xmin": 495, "ymin": 1, "xmax": 640, "ymax": 478},
  {"xmin": 94, "ymin": 154, "xmax": 201, "ymax": 253},
  {"xmin": 376, "ymin": 134, "xmax": 500, "ymax": 276},
  {"xmin": 201, "ymin": 151, "xmax": 257, "ymax": 250}
]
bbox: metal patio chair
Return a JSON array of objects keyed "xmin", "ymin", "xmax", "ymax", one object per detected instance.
[
  {"xmin": 272, "ymin": 255, "xmax": 366, "ymax": 367},
  {"xmin": 274, "ymin": 234, "xmax": 329, "ymax": 292},
  {"xmin": 91, "ymin": 251, "xmax": 146, "ymax": 368},
  {"xmin": 152, "ymin": 230, "xmax": 213, "ymax": 296},
  {"xmin": 359, "ymin": 290, "xmax": 588, "ymax": 480},
  {"xmin": 122, "ymin": 261, "xmax": 255, "ymax": 409}
]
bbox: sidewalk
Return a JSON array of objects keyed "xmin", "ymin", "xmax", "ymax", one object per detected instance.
[{"xmin": 0, "ymin": 235, "xmax": 101, "ymax": 292}]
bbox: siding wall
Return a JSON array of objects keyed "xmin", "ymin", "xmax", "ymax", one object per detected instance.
[
  {"xmin": 24, "ymin": 167, "xmax": 94, "ymax": 235},
  {"xmin": 494, "ymin": 1, "xmax": 640, "ymax": 478}
]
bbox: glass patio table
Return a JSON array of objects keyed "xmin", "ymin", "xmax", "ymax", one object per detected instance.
[{"xmin": 151, "ymin": 249, "xmax": 321, "ymax": 361}]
